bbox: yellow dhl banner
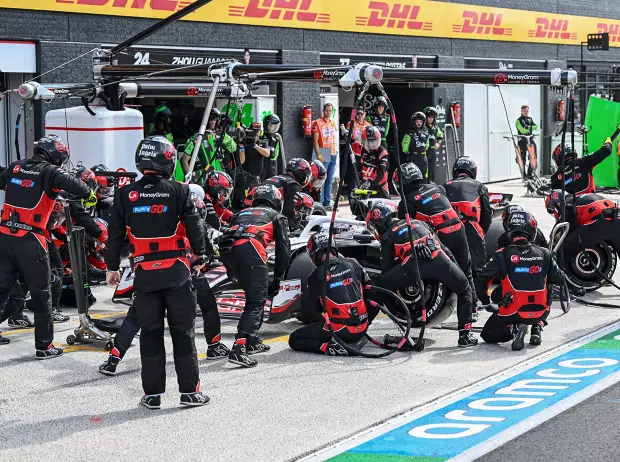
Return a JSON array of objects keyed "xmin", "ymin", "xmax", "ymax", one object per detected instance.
[{"xmin": 2, "ymin": 0, "xmax": 620, "ymax": 48}]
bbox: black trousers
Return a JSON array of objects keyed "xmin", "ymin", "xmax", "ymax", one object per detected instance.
[
  {"xmin": 134, "ymin": 278, "xmax": 199, "ymax": 396},
  {"xmin": 0, "ymin": 233, "xmax": 53, "ymax": 350},
  {"xmin": 463, "ymin": 221, "xmax": 487, "ymax": 278},
  {"xmin": 376, "ymin": 250, "xmax": 473, "ymax": 329},
  {"xmin": 262, "ymin": 159, "xmax": 277, "ymax": 181},
  {"xmin": 438, "ymin": 227, "xmax": 476, "ymax": 305},
  {"xmin": 289, "ymin": 322, "xmax": 364, "ymax": 354},
  {"xmin": 0, "ymin": 280, "xmax": 27, "ymax": 322},
  {"xmin": 481, "ymin": 310, "xmax": 549, "ymax": 344},
  {"xmin": 221, "ymin": 243, "xmax": 268, "ymax": 339},
  {"xmin": 427, "ymin": 148, "xmax": 436, "ymax": 184},
  {"xmin": 517, "ymin": 140, "xmax": 536, "ymax": 176},
  {"xmin": 288, "ymin": 301, "xmax": 379, "ymax": 354},
  {"xmin": 411, "ymin": 154, "xmax": 428, "ymax": 182},
  {"xmin": 113, "ymin": 274, "xmax": 222, "ymax": 358}
]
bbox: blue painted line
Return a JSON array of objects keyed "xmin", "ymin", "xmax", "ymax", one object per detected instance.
[{"xmin": 309, "ymin": 325, "xmax": 620, "ymax": 462}]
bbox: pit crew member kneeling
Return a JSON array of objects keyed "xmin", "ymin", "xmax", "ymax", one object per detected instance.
[
  {"xmin": 367, "ymin": 202, "xmax": 478, "ymax": 347},
  {"xmin": 288, "ymin": 233, "xmax": 380, "ymax": 356},
  {"xmin": 475, "ymin": 211, "xmax": 564, "ymax": 351},
  {"xmin": 219, "ymin": 183, "xmax": 290, "ymax": 367}
]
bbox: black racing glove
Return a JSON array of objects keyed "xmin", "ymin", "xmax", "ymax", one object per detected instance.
[
  {"xmin": 414, "ymin": 242, "xmax": 432, "ymax": 260},
  {"xmin": 268, "ymin": 278, "xmax": 282, "ymax": 298}
]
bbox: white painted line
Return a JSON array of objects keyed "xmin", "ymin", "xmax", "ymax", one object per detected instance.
[
  {"xmin": 299, "ymin": 320, "xmax": 620, "ymax": 462},
  {"xmin": 449, "ymin": 370, "xmax": 620, "ymax": 461}
]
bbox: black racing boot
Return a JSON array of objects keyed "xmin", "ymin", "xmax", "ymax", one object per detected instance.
[
  {"xmin": 228, "ymin": 339, "xmax": 258, "ymax": 368},
  {"xmin": 180, "ymin": 392, "xmax": 210, "ymax": 407},
  {"xmin": 99, "ymin": 347, "xmax": 122, "ymax": 376},
  {"xmin": 206, "ymin": 342, "xmax": 230, "ymax": 360},
  {"xmin": 140, "ymin": 394, "xmax": 162, "ymax": 410},
  {"xmin": 458, "ymin": 328, "xmax": 478, "ymax": 348},
  {"xmin": 511, "ymin": 324, "xmax": 528, "ymax": 351},
  {"xmin": 0, "ymin": 333, "xmax": 10, "ymax": 345},
  {"xmin": 36, "ymin": 344, "xmax": 64, "ymax": 360},
  {"xmin": 7, "ymin": 313, "xmax": 35, "ymax": 328},
  {"xmin": 325, "ymin": 339, "xmax": 348, "ymax": 356},
  {"xmin": 530, "ymin": 323, "xmax": 543, "ymax": 346},
  {"xmin": 246, "ymin": 336, "xmax": 271, "ymax": 355}
]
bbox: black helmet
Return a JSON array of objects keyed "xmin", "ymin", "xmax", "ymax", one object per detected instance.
[
  {"xmin": 75, "ymin": 165, "xmax": 98, "ymax": 192},
  {"xmin": 204, "ymin": 170, "xmax": 234, "ymax": 204},
  {"xmin": 411, "ymin": 111, "xmax": 426, "ymax": 126},
  {"xmin": 286, "ymin": 158, "xmax": 312, "ymax": 188},
  {"xmin": 362, "ymin": 126, "xmax": 382, "ymax": 152},
  {"xmin": 252, "ymin": 183, "xmax": 284, "ymax": 212},
  {"xmin": 91, "ymin": 164, "xmax": 114, "ymax": 199},
  {"xmin": 33, "ymin": 135, "xmax": 70, "ymax": 167},
  {"xmin": 393, "ymin": 163, "xmax": 423, "ymax": 192},
  {"xmin": 501, "ymin": 204, "xmax": 524, "ymax": 231},
  {"xmin": 545, "ymin": 189, "xmax": 566, "ymax": 216},
  {"xmin": 263, "ymin": 113, "xmax": 281, "ymax": 135},
  {"xmin": 552, "ymin": 142, "xmax": 573, "ymax": 168},
  {"xmin": 453, "ymin": 156, "xmax": 478, "ymax": 179},
  {"xmin": 307, "ymin": 232, "xmax": 337, "ymax": 267},
  {"xmin": 135, "ymin": 135, "xmax": 177, "ymax": 178},
  {"xmin": 293, "ymin": 192, "xmax": 314, "ymax": 222},
  {"xmin": 309, "ymin": 159, "xmax": 327, "ymax": 190},
  {"xmin": 506, "ymin": 211, "xmax": 537, "ymax": 242},
  {"xmin": 374, "ymin": 96, "xmax": 388, "ymax": 109},
  {"xmin": 366, "ymin": 200, "xmax": 398, "ymax": 239},
  {"xmin": 423, "ymin": 106, "xmax": 438, "ymax": 118},
  {"xmin": 209, "ymin": 108, "xmax": 221, "ymax": 121}
]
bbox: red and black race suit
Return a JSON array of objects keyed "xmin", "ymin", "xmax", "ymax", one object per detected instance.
[
  {"xmin": 265, "ymin": 173, "xmax": 302, "ymax": 223},
  {"xmin": 561, "ymin": 193, "xmax": 620, "ymax": 259},
  {"xmin": 475, "ymin": 240, "xmax": 564, "ymax": 324},
  {"xmin": 105, "ymin": 174, "xmax": 204, "ymax": 396},
  {"xmin": 220, "ymin": 206, "xmax": 290, "ymax": 338},
  {"xmin": 105, "ymin": 175, "xmax": 205, "ymax": 292},
  {"xmin": 444, "ymin": 177, "xmax": 493, "ymax": 275},
  {"xmin": 377, "ymin": 219, "xmax": 473, "ymax": 329},
  {"xmin": 0, "ymin": 158, "xmax": 90, "ymax": 249},
  {"xmin": 564, "ymin": 193, "xmax": 617, "ymax": 227},
  {"xmin": 358, "ymin": 145, "xmax": 390, "ymax": 197},
  {"xmin": 400, "ymin": 184, "xmax": 475, "ymax": 300},
  {"xmin": 0, "ymin": 160, "xmax": 90, "ymax": 351},
  {"xmin": 550, "ymin": 144, "xmax": 611, "ymax": 195},
  {"xmin": 206, "ymin": 193, "xmax": 232, "ymax": 225},
  {"xmin": 289, "ymin": 257, "xmax": 380, "ymax": 354}
]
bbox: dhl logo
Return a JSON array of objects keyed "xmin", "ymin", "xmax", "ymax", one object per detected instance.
[
  {"xmin": 452, "ymin": 10, "xmax": 512, "ymax": 36},
  {"xmin": 229, "ymin": 0, "xmax": 330, "ymax": 23},
  {"xmin": 597, "ymin": 22, "xmax": 620, "ymax": 42},
  {"xmin": 55, "ymin": 0, "xmax": 194, "ymax": 11},
  {"xmin": 528, "ymin": 18, "xmax": 577, "ymax": 40},
  {"xmin": 355, "ymin": 1, "xmax": 432, "ymax": 31}
]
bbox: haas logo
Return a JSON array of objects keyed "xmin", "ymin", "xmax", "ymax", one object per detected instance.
[
  {"xmin": 494, "ymin": 73, "xmax": 508, "ymax": 84},
  {"xmin": 511, "ymin": 254, "xmax": 520, "ymax": 263},
  {"xmin": 163, "ymin": 145, "xmax": 175, "ymax": 160},
  {"xmin": 128, "ymin": 191, "xmax": 140, "ymax": 202},
  {"xmin": 13, "ymin": 164, "xmax": 21, "ymax": 174}
]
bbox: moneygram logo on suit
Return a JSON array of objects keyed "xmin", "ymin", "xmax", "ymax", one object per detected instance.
[{"xmin": 19, "ymin": 0, "xmax": 620, "ymax": 47}]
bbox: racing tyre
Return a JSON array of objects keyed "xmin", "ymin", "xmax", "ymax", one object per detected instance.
[
  {"xmin": 386, "ymin": 280, "xmax": 451, "ymax": 328},
  {"xmin": 484, "ymin": 221, "xmax": 505, "ymax": 257},
  {"xmin": 312, "ymin": 203, "xmax": 327, "ymax": 216},
  {"xmin": 564, "ymin": 241, "xmax": 617, "ymax": 292},
  {"xmin": 286, "ymin": 252, "xmax": 318, "ymax": 324}
]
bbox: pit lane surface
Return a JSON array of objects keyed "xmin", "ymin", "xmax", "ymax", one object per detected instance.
[{"xmin": 1, "ymin": 179, "xmax": 619, "ymax": 462}]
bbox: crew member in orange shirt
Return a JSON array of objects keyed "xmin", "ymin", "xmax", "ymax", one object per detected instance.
[{"xmin": 312, "ymin": 103, "xmax": 338, "ymax": 210}]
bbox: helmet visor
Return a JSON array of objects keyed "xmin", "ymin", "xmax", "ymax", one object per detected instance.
[
  {"xmin": 265, "ymin": 122, "xmax": 280, "ymax": 134},
  {"xmin": 363, "ymin": 138, "xmax": 382, "ymax": 151}
]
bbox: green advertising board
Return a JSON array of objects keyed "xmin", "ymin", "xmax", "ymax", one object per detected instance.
[{"xmin": 585, "ymin": 96, "xmax": 620, "ymax": 188}]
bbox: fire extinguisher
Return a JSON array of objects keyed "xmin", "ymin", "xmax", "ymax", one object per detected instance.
[
  {"xmin": 557, "ymin": 100, "xmax": 565, "ymax": 122},
  {"xmin": 301, "ymin": 105, "xmax": 313, "ymax": 138},
  {"xmin": 451, "ymin": 102, "xmax": 461, "ymax": 128}
]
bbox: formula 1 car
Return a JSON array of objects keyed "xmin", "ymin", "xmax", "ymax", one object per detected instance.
[{"xmin": 113, "ymin": 216, "xmax": 458, "ymax": 328}]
